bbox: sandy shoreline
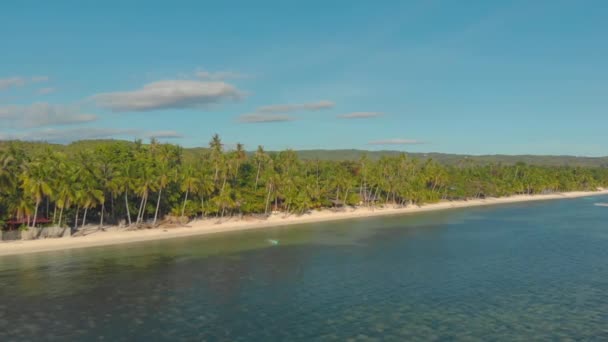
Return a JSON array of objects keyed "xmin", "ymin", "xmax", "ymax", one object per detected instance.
[{"xmin": 1, "ymin": 190, "xmax": 607, "ymax": 257}]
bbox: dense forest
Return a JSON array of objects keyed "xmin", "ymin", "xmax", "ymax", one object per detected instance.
[{"xmin": 1, "ymin": 135, "xmax": 607, "ymax": 230}]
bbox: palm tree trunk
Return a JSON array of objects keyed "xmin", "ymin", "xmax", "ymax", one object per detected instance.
[
  {"xmin": 52, "ymin": 203, "xmax": 57, "ymax": 225},
  {"xmin": 265, "ymin": 184, "xmax": 272, "ymax": 215},
  {"xmin": 200, "ymin": 195, "xmax": 205, "ymax": 218},
  {"xmin": 82, "ymin": 207, "xmax": 88, "ymax": 227},
  {"xmin": 153, "ymin": 188, "xmax": 162, "ymax": 226},
  {"xmin": 100, "ymin": 202, "xmax": 105, "ymax": 228},
  {"xmin": 220, "ymin": 175, "xmax": 227, "ymax": 218},
  {"xmin": 373, "ymin": 186, "xmax": 380, "ymax": 205},
  {"xmin": 137, "ymin": 193, "xmax": 145, "ymax": 223},
  {"xmin": 125, "ymin": 191, "xmax": 132, "ymax": 226},
  {"xmin": 58, "ymin": 206, "xmax": 64, "ymax": 228},
  {"xmin": 235, "ymin": 161, "xmax": 240, "ymax": 183},
  {"xmin": 255, "ymin": 161, "xmax": 261, "ymax": 189},
  {"xmin": 141, "ymin": 192, "xmax": 149, "ymax": 223},
  {"xmin": 110, "ymin": 193, "xmax": 115, "ymax": 219},
  {"xmin": 343, "ymin": 188, "xmax": 350, "ymax": 207},
  {"xmin": 74, "ymin": 205, "xmax": 80, "ymax": 230},
  {"xmin": 181, "ymin": 188, "xmax": 189, "ymax": 217},
  {"xmin": 137, "ymin": 191, "xmax": 148, "ymax": 224},
  {"xmin": 32, "ymin": 199, "xmax": 40, "ymax": 227}
]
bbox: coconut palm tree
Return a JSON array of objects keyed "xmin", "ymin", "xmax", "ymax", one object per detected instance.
[
  {"xmin": 20, "ymin": 162, "xmax": 53, "ymax": 227},
  {"xmin": 153, "ymin": 161, "xmax": 172, "ymax": 226},
  {"xmin": 196, "ymin": 165, "xmax": 215, "ymax": 218},
  {"xmin": 80, "ymin": 183, "xmax": 104, "ymax": 227},
  {"xmin": 180, "ymin": 165, "xmax": 200, "ymax": 218},
  {"xmin": 253, "ymin": 145, "xmax": 268, "ymax": 189},
  {"xmin": 209, "ymin": 134, "xmax": 223, "ymax": 183}
]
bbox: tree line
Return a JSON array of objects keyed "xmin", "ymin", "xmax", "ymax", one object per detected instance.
[{"xmin": 1, "ymin": 135, "xmax": 607, "ymax": 230}]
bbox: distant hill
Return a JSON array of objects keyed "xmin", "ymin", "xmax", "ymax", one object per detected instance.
[
  {"xmin": 288, "ymin": 149, "xmax": 608, "ymax": 167},
  {"xmin": 1, "ymin": 140, "xmax": 607, "ymax": 167}
]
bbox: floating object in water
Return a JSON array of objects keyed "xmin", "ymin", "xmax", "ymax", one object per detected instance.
[
  {"xmin": 594, "ymin": 203, "xmax": 608, "ymax": 207},
  {"xmin": 267, "ymin": 239, "xmax": 279, "ymax": 245}
]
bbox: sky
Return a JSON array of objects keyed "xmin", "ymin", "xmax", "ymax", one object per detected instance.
[{"xmin": 0, "ymin": 0, "xmax": 607, "ymax": 156}]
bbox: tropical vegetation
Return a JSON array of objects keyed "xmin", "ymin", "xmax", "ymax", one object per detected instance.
[{"xmin": 1, "ymin": 136, "xmax": 607, "ymax": 230}]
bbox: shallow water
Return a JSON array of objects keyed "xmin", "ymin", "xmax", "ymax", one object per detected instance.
[{"xmin": 1, "ymin": 196, "xmax": 608, "ymax": 341}]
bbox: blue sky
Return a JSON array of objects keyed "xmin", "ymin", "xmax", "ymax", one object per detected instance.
[{"xmin": 1, "ymin": 0, "xmax": 607, "ymax": 156}]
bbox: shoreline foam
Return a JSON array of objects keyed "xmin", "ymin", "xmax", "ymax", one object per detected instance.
[{"xmin": 1, "ymin": 190, "xmax": 607, "ymax": 257}]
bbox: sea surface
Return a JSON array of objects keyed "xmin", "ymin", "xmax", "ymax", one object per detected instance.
[{"xmin": 1, "ymin": 196, "xmax": 608, "ymax": 341}]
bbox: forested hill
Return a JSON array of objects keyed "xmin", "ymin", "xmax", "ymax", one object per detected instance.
[
  {"xmin": 289, "ymin": 150, "xmax": 608, "ymax": 167},
  {"xmin": 1, "ymin": 140, "xmax": 607, "ymax": 167}
]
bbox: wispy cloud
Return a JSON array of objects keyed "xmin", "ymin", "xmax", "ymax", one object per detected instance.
[
  {"xmin": 0, "ymin": 76, "xmax": 49, "ymax": 91},
  {"xmin": 0, "ymin": 103, "xmax": 97, "ymax": 128},
  {"xmin": 256, "ymin": 100, "xmax": 334, "ymax": 114},
  {"xmin": 238, "ymin": 100, "xmax": 334, "ymax": 124},
  {"xmin": 92, "ymin": 80, "xmax": 244, "ymax": 112},
  {"xmin": 143, "ymin": 130, "xmax": 183, "ymax": 139},
  {"xmin": 194, "ymin": 69, "xmax": 249, "ymax": 81},
  {"xmin": 0, "ymin": 128, "xmax": 134, "ymax": 142},
  {"xmin": 237, "ymin": 114, "xmax": 295, "ymax": 123},
  {"xmin": 37, "ymin": 87, "xmax": 56, "ymax": 95},
  {"xmin": 337, "ymin": 112, "xmax": 383, "ymax": 119},
  {"xmin": 368, "ymin": 138, "xmax": 425, "ymax": 145},
  {"xmin": 0, "ymin": 77, "xmax": 27, "ymax": 91},
  {"xmin": 0, "ymin": 128, "xmax": 183, "ymax": 143}
]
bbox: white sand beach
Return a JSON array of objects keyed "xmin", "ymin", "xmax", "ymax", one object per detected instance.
[{"xmin": 1, "ymin": 190, "xmax": 607, "ymax": 257}]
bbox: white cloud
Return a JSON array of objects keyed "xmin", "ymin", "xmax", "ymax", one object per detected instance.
[
  {"xmin": 238, "ymin": 100, "xmax": 334, "ymax": 124},
  {"xmin": 38, "ymin": 87, "xmax": 56, "ymax": 95},
  {"xmin": 337, "ymin": 112, "xmax": 383, "ymax": 119},
  {"xmin": 0, "ymin": 128, "xmax": 134, "ymax": 142},
  {"xmin": 0, "ymin": 75, "xmax": 49, "ymax": 91},
  {"xmin": 194, "ymin": 69, "xmax": 248, "ymax": 81},
  {"xmin": 256, "ymin": 100, "xmax": 334, "ymax": 114},
  {"xmin": 92, "ymin": 80, "xmax": 244, "ymax": 112},
  {"xmin": 143, "ymin": 130, "xmax": 183, "ymax": 139},
  {"xmin": 237, "ymin": 114, "xmax": 295, "ymax": 123},
  {"xmin": 0, "ymin": 128, "xmax": 183, "ymax": 143},
  {"xmin": 368, "ymin": 139, "xmax": 425, "ymax": 145},
  {"xmin": 0, "ymin": 103, "xmax": 97, "ymax": 128},
  {"xmin": 0, "ymin": 77, "xmax": 27, "ymax": 91}
]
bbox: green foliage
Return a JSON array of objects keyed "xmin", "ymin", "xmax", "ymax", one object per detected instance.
[{"xmin": 0, "ymin": 137, "xmax": 607, "ymax": 231}]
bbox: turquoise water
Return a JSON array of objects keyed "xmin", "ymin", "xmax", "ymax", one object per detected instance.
[{"xmin": 1, "ymin": 196, "xmax": 608, "ymax": 341}]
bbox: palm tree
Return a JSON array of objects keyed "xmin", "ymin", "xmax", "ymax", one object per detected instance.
[
  {"xmin": 196, "ymin": 166, "xmax": 215, "ymax": 218},
  {"xmin": 134, "ymin": 155, "xmax": 156, "ymax": 225},
  {"xmin": 209, "ymin": 134, "xmax": 223, "ymax": 183},
  {"xmin": 153, "ymin": 161, "xmax": 172, "ymax": 226},
  {"xmin": 180, "ymin": 165, "xmax": 200, "ymax": 218},
  {"xmin": 253, "ymin": 145, "xmax": 267, "ymax": 189},
  {"xmin": 10, "ymin": 197, "xmax": 34, "ymax": 227},
  {"xmin": 214, "ymin": 184, "xmax": 235, "ymax": 219},
  {"xmin": 112, "ymin": 162, "xmax": 137, "ymax": 226},
  {"xmin": 233, "ymin": 142, "xmax": 247, "ymax": 183},
  {"xmin": 54, "ymin": 181, "xmax": 73, "ymax": 228},
  {"xmin": 0, "ymin": 150, "xmax": 17, "ymax": 194},
  {"xmin": 20, "ymin": 162, "xmax": 53, "ymax": 227},
  {"xmin": 80, "ymin": 184, "xmax": 104, "ymax": 227}
]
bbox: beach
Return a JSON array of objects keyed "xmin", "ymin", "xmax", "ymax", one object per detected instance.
[{"xmin": 1, "ymin": 190, "xmax": 607, "ymax": 257}]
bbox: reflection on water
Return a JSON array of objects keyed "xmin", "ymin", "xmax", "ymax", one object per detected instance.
[{"xmin": 1, "ymin": 196, "xmax": 608, "ymax": 341}]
